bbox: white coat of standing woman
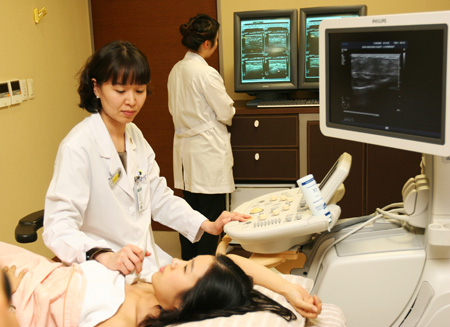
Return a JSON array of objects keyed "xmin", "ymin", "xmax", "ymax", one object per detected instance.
[
  {"xmin": 168, "ymin": 14, "xmax": 236, "ymax": 260},
  {"xmin": 43, "ymin": 40, "xmax": 248, "ymax": 284}
]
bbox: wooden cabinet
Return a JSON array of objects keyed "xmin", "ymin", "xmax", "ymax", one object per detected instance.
[{"xmin": 229, "ymin": 114, "xmax": 299, "ymax": 181}]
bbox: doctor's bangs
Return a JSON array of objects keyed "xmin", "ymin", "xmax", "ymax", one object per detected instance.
[{"xmin": 106, "ymin": 53, "xmax": 151, "ymax": 87}]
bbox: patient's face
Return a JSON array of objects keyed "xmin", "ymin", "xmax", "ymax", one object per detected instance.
[{"xmin": 152, "ymin": 255, "xmax": 215, "ymax": 310}]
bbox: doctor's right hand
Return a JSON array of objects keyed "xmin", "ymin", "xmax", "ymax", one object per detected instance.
[{"xmin": 95, "ymin": 244, "xmax": 151, "ymax": 275}]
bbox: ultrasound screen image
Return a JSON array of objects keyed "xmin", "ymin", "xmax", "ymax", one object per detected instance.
[
  {"xmin": 267, "ymin": 32, "xmax": 288, "ymax": 52},
  {"xmin": 268, "ymin": 58, "xmax": 288, "ymax": 77},
  {"xmin": 349, "ymin": 53, "xmax": 401, "ymax": 114},
  {"xmin": 243, "ymin": 59, "xmax": 264, "ymax": 80},
  {"xmin": 240, "ymin": 17, "xmax": 291, "ymax": 83},
  {"xmin": 304, "ymin": 19, "xmax": 321, "ymax": 78},
  {"xmin": 243, "ymin": 33, "xmax": 264, "ymax": 53},
  {"xmin": 304, "ymin": 14, "xmax": 358, "ymax": 80},
  {"xmin": 327, "ymin": 28, "xmax": 445, "ymax": 142}
]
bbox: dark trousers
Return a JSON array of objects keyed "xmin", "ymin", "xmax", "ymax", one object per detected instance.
[{"xmin": 180, "ymin": 191, "xmax": 226, "ymax": 260}]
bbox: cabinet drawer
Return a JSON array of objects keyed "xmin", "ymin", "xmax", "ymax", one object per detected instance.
[
  {"xmin": 232, "ymin": 149, "xmax": 299, "ymax": 180},
  {"xmin": 230, "ymin": 115, "xmax": 298, "ymax": 147}
]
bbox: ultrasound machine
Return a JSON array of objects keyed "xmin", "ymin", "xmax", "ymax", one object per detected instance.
[{"xmin": 225, "ymin": 10, "xmax": 450, "ymax": 327}]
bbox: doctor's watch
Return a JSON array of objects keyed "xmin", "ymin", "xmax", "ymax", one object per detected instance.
[{"xmin": 86, "ymin": 247, "xmax": 113, "ymax": 261}]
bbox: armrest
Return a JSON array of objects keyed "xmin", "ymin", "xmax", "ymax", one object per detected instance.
[{"xmin": 15, "ymin": 209, "xmax": 44, "ymax": 243}]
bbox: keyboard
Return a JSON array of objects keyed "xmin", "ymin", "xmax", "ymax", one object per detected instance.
[
  {"xmin": 257, "ymin": 98, "xmax": 319, "ymax": 108},
  {"xmin": 224, "ymin": 187, "xmax": 341, "ymax": 253}
]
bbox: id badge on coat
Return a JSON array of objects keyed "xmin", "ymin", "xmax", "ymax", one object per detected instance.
[
  {"xmin": 134, "ymin": 171, "xmax": 146, "ymax": 212},
  {"xmin": 135, "ymin": 181, "xmax": 143, "ymax": 212}
]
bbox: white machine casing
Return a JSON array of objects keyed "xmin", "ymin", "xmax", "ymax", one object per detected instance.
[
  {"xmin": 225, "ymin": 10, "xmax": 450, "ymax": 327},
  {"xmin": 313, "ymin": 10, "xmax": 450, "ymax": 327}
]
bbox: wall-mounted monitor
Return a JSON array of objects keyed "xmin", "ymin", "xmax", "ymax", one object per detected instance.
[
  {"xmin": 319, "ymin": 11, "xmax": 450, "ymax": 157},
  {"xmin": 299, "ymin": 5, "xmax": 367, "ymax": 92},
  {"xmin": 234, "ymin": 9, "xmax": 298, "ymax": 105}
]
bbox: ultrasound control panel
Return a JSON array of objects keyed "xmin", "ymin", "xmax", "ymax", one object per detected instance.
[
  {"xmin": 225, "ymin": 188, "xmax": 341, "ymax": 253},
  {"xmin": 224, "ymin": 152, "xmax": 351, "ymax": 254}
]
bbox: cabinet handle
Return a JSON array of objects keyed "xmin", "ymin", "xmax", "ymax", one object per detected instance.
[
  {"xmin": 254, "ymin": 153, "xmax": 260, "ymax": 161},
  {"xmin": 254, "ymin": 120, "xmax": 259, "ymax": 128}
]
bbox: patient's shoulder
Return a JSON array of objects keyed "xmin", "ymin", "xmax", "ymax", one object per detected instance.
[
  {"xmin": 99, "ymin": 283, "xmax": 160, "ymax": 326},
  {"xmin": 95, "ymin": 314, "xmax": 133, "ymax": 327}
]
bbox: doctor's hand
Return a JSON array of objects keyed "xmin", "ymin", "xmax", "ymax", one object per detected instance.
[
  {"xmin": 201, "ymin": 211, "xmax": 251, "ymax": 235},
  {"xmin": 282, "ymin": 283, "xmax": 322, "ymax": 319},
  {"xmin": 95, "ymin": 244, "xmax": 151, "ymax": 276}
]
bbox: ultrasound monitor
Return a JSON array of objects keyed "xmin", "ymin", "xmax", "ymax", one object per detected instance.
[
  {"xmin": 234, "ymin": 9, "xmax": 298, "ymax": 106},
  {"xmin": 299, "ymin": 5, "xmax": 367, "ymax": 91},
  {"xmin": 319, "ymin": 11, "xmax": 450, "ymax": 157}
]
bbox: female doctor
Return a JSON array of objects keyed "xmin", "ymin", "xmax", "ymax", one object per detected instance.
[
  {"xmin": 43, "ymin": 40, "xmax": 247, "ymax": 284},
  {"xmin": 168, "ymin": 14, "xmax": 236, "ymax": 260}
]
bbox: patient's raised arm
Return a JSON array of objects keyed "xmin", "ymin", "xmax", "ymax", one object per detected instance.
[{"xmin": 227, "ymin": 254, "xmax": 322, "ymax": 318}]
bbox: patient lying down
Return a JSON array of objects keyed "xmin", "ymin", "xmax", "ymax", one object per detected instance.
[{"xmin": 0, "ymin": 242, "xmax": 321, "ymax": 327}]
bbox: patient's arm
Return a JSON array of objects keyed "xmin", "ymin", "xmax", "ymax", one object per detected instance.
[{"xmin": 227, "ymin": 254, "xmax": 322, "ymax": 318}]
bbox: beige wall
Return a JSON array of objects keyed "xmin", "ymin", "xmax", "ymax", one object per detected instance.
[
  {"xmin": 0, "ymin": 1, "xmax": 92, "ymax": 256},
  {"xmin": 218, "ymin": 0, "xmax": 450, "ymax": 100}
]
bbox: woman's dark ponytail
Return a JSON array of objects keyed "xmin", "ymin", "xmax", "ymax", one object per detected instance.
[{"xmin": 179, "ymin": 14, "xmax": 220, "ymax": 52}]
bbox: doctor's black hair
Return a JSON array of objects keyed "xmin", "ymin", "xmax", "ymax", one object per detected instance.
[
  {"xmin": 138, "ymin": 254, "xmax": 296, "ymax": 327},
  {"xmin": 78, "ymin": 40, "xmax": 151, "ymax": 113},
  {"xmin": 179, "ymin": 14, "xmax": 220, "ymax": 52}
]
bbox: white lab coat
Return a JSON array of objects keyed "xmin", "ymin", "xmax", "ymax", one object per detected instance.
[
  {"xmin": 43, "ymin": 113, "xmax": 206, "ymax": 281},
  {"xmin": 168, "ymin": 51, "xmax": 235, "ymax": 194}
]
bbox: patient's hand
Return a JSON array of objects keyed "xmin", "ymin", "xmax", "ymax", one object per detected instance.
[
  {"xmin": 2, "ymin": 266, "xmax": 27, "ymax": 294},
  {"xmin": 202, "ymin": 211, "xmax": 250, "ymax": 235},
  {"xmin": 95, "ymin": 244, "xmax": 151, "ymax": 276},
  {"xmin": 283, "ymin": 284, "xmax": 322, "ymax": 319}
]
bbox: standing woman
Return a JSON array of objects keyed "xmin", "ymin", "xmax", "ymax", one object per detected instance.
[
  {"xmin": 43, "ymin": 40, "xmax": 246, "ymax": 284},
  {"xmin": 168, "ymin": 14, "xmax": 236, "ymax": 260}
]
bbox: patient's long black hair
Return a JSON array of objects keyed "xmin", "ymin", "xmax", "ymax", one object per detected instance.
[{"xmin": 138, "ymin": 254, "xmax": 296, "ymax": 327}]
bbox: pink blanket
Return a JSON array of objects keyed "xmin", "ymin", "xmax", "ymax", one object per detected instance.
[{"xmin": 0, "ymin": 242, "xmax": 86, "ymax": 327}]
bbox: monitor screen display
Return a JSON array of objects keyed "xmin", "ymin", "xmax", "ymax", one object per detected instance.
[
  {"xmin": 234, "ymin": 9, "xmax": 298, "ymax": 97},
  {"xmin": 240, "ymin": 17, "xmax": 291, "ymax": 83},
  {"xmin": 320, "ymin": 11, "xmax": 450, "ymax": 156},
  {"xmin": 299, "ymin": 6, "xmax": 367, "ymax": 91}
]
